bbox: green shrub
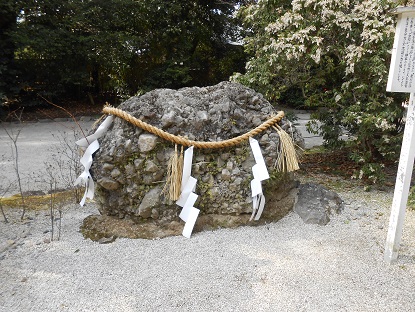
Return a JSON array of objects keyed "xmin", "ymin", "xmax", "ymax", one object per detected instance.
[{"xmin": 233, "ymin": 0, "xmax": 408, "ymax": 182}]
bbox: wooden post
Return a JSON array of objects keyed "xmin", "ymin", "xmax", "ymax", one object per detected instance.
[
  {"xmin": 384, "ymin": 7, "xmax": 415, "ymax": 263},
  {"xmin": 384, "ymin": 93, "xmax": 415, "ymax": 263}
]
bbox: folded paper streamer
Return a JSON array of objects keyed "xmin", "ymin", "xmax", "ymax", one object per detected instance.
[
  {"xmin": 74, "ymin": 116, "xmax": 114, "ymax": 206},
  {"xmin": 176, "ymin": 146, "xmax": 200, "ymax": 238},
  {"xmin": 249, "ymin": 137, "xmax": 269, "ymax": 221}
]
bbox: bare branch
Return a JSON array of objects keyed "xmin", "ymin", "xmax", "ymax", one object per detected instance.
[{"xmin": 37, "ymin": 94, "xmax": 90, "ymax": 144}]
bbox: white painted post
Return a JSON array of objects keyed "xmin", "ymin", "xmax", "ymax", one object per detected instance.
[
  {"xmin": 384, "ymin": 93, "xmax": 415, "ymax": 263},
  {"xmin": 384, "ymin": 7, "xmax": 415, "ymax": 263}
]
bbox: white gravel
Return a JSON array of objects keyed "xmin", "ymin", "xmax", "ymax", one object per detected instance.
[{"xmin": 1, "ymin": 188, "xmax": 415, "ymax": 312}]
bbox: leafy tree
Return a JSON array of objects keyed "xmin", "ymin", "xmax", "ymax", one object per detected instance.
[
  {"xmin": 9, "ymin": 0, "xmax": 93, "ymax": 105},
  {"xmin": 233, "ymin": 0, "xmax": 408, "ymax": 182},
  {"xmin": 0, "ymin": 0, "xmax": 19, "ymax": 114},
  {"xmin": 118, "ymin": 0, "xmax": 247, "ymax": 92},
  {"xmin": 4, "ymin": 0, "xmax": 247, "ymax": 107}
]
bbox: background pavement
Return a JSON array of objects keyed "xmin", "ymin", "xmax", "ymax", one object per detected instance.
[
  {"xmin": 291, "ymin": 111, "xmax": 323, "ymax": 149},
  {"xmin": 0, "ymin": 118, "xmax": 95, "ymax": 197},
  {"xmin": 0, "ymin": 112, "xmax": 321, "ymax": 197}
]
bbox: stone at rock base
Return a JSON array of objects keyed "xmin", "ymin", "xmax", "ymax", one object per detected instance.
[
  {"xmin": 138, "ymin": 187, "xmax": 161, "ymax": 218},
  {"xmin": 98, "ymin": 236, "xmax": 118, "ymax": 244},
  {"xmin": 294, "ymin": 183, "xmax": 344, "ymax": 225}
]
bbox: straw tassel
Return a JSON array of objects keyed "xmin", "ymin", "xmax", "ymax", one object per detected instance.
[
  {"xmin": 162, "ymin": 145, "xmax": 184, "ymax": 201},
  {"xmin": 273, "ymin": 125, "xmax": 300, "ymax": 172}
]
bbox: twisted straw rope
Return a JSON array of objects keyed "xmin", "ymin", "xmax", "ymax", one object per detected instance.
[{"xmin": 102, "ymin": 105, "xmax": 285, "ymax": 149}]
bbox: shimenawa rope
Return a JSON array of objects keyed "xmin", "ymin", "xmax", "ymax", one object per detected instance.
[{"xmin": 103, "ymin": 105, "xmax": 285, "ymax": 148}]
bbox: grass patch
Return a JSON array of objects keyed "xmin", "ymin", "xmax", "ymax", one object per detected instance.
[{"xmin": 0, "ymin": 190, "xmax": 78, "ymax": 211}]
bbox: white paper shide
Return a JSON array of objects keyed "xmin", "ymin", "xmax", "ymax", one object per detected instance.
[
  {"xmin": 74, "ymin": 116, "xmax": 114, "ymax": 206},
  {"xmin": 249, "ymin": 137, "xmax": 270, "ymax": 221},
  {"xmin": 176, "ymin": 146, "xmax": 200, "ymax": 238}
]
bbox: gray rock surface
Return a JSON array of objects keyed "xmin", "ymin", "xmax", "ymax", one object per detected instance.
[
  {"xmin": 294, "ymin": 183, "xmax": 344, "ymax": 225},
  {"xmin": 138, "ymin": 187, "xmax": 162, "ymax": 218},
  {"xmin": 88, "ymin": 81, "xmax": 304, "ymax": 239}
]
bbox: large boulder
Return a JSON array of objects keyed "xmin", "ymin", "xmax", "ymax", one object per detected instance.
[
  {"xmin": 83, "ymin": 82, "xmax": 304, "ymax": 240},
  {"xmin": 294, "ymin": 183, "xmax": 344, "ymax": 225}
]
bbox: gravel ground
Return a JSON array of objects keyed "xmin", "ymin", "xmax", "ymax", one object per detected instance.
[{"xmin": 1, "ymin": 187, "xmax": 415, "ymax": 312}]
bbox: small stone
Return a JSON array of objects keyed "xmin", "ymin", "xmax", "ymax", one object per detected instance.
[
  {"xmin": 111, "ymin": 168, "xmax": 122, "ymax": 178},
  {"xmin": 251, "ymin": 95, "xmax": 260, "ymax": 104},
  {"xmin": 125, "ymin": 139, "xmax": 132, "ymax": 152},
  {"xmin": 115, "ymin": 147, "xmax": 126, "ymax": 159},
  {"xmin": 294, "ymin": 183, "xmax": 344, "ymax": 225},
  {"xmin": 134, "ymin": 158, "xmax": 144, "ymax": 168},
  {"xmin": 156, "ymin": 151, "xmax": 168, "ymax": 162},
  {"xmin": 220, "ymin": 153, "xmax": 230, "ymax": 161},
  {"xmin": 151, "ymin": 208, "xmax": 159, "ymax": 219},
  {"xmin": 242, "ymin": 157, "xmax": 256, "ymax": 171},
  {"xmin": 114, "ymin": 129, "xmax": 123, "ymax": 137},
  {"xmin": 125, "ymin": 164, "xmax": 136, "ymax": 176},
  {"xmin": 196, "ymin": 111, "xmax": 209, "ymax": 121},
  {"xmin": 20, "ymin": 231, "xmax": 29, "ymax": 239},
  {"xmin": 108, "ymin": 146, "xmax": 115, "ymax": 156},
  {"xmin": 161, "ymin": 110, "xmax": 178, "ymax": 128},
  {"xmin": 233, "ymin": 177, "xmax": 242, "ymax": 185},
  {"xmin": 152, "ymin": 170, "xmax": 164, "ymax": 182},
  {"xmin": 232, "ymin": 168, "xmax": 240, "ymax": 175},
  {"xmin": 210, "ymin": 187, "xmax": 220, "ymax": 197},
  {"xmin": 98, "ymin": 236, "xmax": 117, "ymax": 244},
  {"xmin": 115, "ymin": 176, "xmax": 126, "ymax": 184},
  {"xmin": 217, "ymin": 157, "xmax": 225, "ymax": 168},
  {"xmin": 144, "ymin": 160, "xmax": 159, "ymax": 173},
  {"xmin": 139, "ymin": 188, "xmax": 161, "ymax": 218},
  {"xmin": 138, "ymin": 134, "xmax": 158, "ymax": 152},
  {"xmin": 221, "ymin": 169, "xmax": 231, "ymax": 181},
  {"xmin": 0, "ymin": 240, "xmax": 15, "ymax": 253},
  {"xmin": 194, "ymin": 111, "xmax": 208, "ymax": 130},
  {"xmin": 217, "ymin": 102, "xmax": 230, "ymax": 113},
  {"xmin": 269, "ymin": 133, "xmax": 279, "ymax": 141},
  {"xmin": 98, "ymin": 177, "xmax": 120, "ymax": 190},
  {"xmin": 260, "ymin": 134, "xmax": 269, "ymax": 144},
  {"xmin": 235, "ymin": 148, "xmax": 244, "ymax": 155},
  {"xmin": 43, "ymin": 238, "xmax": 51, "ymax": 244},
  {"xmin": 252, "ymin": 116, "xmax": 262, "ymax": 126},
  {"xmin": 101, "ymin": 155, "xmax": 113, "ymax": 162},
  {"xmin": 102, "ymin": 163, "xmax": 114, "ymax": 170},
  {"xmin": 201, "ymin": 174, "xmax": 214, "ymax": 184}
]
